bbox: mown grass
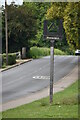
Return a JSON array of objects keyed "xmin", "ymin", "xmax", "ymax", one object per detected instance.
[
  {"xmin": 2, "ymin": 81, "xmax": 78, "ymax": 118},
  {"xmin": 29, "ymin": 47, "xmax": 66, "ymax": 58}
]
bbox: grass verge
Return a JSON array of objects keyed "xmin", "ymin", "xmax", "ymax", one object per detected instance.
[{"xmin": 2, "ymin": 81, "xmax": 78, "ymax": 118}]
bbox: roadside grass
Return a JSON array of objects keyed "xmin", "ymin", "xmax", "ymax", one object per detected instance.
[
  {"xmin": 2, "ymin": 81, "xmax": 78, "ymax": 118},
  {"xmin": 29, "ymin": 47, "xmax": 66, "ymax": 58}
]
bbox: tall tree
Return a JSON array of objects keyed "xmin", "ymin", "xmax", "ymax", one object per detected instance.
[
  {"xmin": 46, "ymin": 2, "xmax": 79, "ymax": 50},
  {"xmin": 63, "ymin": 2, "xmax": 79, "ymax": 50},
  {"xmin": 31, "ymin": 3, "xmax": 51, "ymax": 47},
  {"xmin": 2, "ymin": 2, "xmax": 37, "ymax": 53}
]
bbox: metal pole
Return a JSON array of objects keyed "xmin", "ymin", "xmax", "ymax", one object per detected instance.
[
  {"xmin": 50, "ymin": 40, "xmax": 54, "ymax": 104},
  {"xmin": 5, "ymin": 0, "xmax": 8, "ymax": 65}
]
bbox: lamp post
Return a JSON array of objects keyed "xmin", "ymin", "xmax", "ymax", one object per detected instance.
[{"xmin": 5, "ymin": 0, "xmax": 8, "ymax": 65}]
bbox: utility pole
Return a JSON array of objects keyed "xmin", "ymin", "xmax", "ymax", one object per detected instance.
[
  {"xmin": 5, "ymin": 0, "xmax": 8, "ymax": 65},
  {"xmin": 50, "ymin": 40, "xmax": 54, "ymax": 104}
]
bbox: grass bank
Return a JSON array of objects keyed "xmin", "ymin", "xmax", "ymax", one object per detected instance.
[
  {"xmin": 29, "ymin": 47, "xmax": 66, "ymax": 58},
  {"xmin": 2, "ymin": 81, "xmax": 78, "ymax": 118}
]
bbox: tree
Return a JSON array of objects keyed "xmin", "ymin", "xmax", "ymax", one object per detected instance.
[
  {"xmin": 46, "ymin": 3, "xmax": 69, "ymax": 52},
  {"xmin": 46, "ymin": 3, "xmax": 67, "ymax": 19},
  {"xmin": 46, "ymin": 2, "xmax": 79, "ymax": 50},
  {"xmin": 63, "ymin": 2, "xmax": 79, "ymax": 50},
  {"xmin": 31, "ymin": 3, "xmax": 51, "ymax": 47},
  {"xmin": 2, "ymin": 2, "xmax": 37, "ymax": 54}
]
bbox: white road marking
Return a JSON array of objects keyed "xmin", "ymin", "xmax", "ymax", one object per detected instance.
[{"xmin": 33, "ymin": 76, "xmax": 50, "ymax": 80}]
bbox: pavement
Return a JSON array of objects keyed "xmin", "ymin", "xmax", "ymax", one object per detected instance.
[{"xmin": 0, "ymin": 55, "xmax": 78, "ymax": 112}]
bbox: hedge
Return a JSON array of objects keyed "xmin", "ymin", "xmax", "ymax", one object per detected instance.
[
  {"xmin": 2, "ymin": 53, "xmax": 16, "ymax": 66},
  {"xmin": 28, "ymin": 47, "xmax": 66, "ymax": 59},
  {"xmin": 54, "ymin": 49, "xmax": 66, "ymax": 55},
  {"xmin": 29, "ymin": 47, "xmax": 50, "ymax": 58}
]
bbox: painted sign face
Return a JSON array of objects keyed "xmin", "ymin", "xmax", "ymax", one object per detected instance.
[{"xmin": 43, "ymin": 19, "xmax": 63, "ymax": 40}]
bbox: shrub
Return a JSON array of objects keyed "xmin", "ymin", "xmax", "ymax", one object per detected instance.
[
  {"xmin": 2, "ymin": 53, "xmax": 16, "ymax": 65},
  {"xmin": 29, "ymin": 47, "xmax": 50, "ymax": 58},
  {"xmin": 54, "ymin": 49, "xmax": 66, "ymax": 55},
  {"xmin": 8, "ymin": 54, "xmax": 16, "ymax": 65},
  {"xmin": 29, "ymin": 47, "xmax": 66, "ymax": 58}
]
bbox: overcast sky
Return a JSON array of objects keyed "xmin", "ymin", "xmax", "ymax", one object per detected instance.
[{"xmin": 0, "ymin": 0, "xmax": 23, "ymax": 7}]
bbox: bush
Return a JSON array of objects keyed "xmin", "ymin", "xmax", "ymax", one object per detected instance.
[
  {"xmin": 29, "ymin": 47, "xmax": 50, "ymax": 58},
  {"xmin": 54, "ymin": 49, "xmax": 66, "ymax": 55},
  {"xmin": 28, "ymin": 47, "xmax": 66, "ymax": 58},
  {"xmin": 2, "ymin": 53, "xmax": 16, "ymax": 65}
]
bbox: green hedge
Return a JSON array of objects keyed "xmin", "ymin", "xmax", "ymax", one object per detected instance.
[
  {"xmin": 28, "ymin": 47, "xmax": 66, "ymax": 59},
  {"xmin": 2, "ymin": 53, "xmax": 16, "ymax": 66},
  {"xmin": 54, "ymin": 49, "xmax": 66, "ymax": 55},
  {"xmin": 29, "ymin": 47, "xmax": 50, "ymax": 58}
]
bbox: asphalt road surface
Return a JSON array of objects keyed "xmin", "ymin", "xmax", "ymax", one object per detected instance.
[{"xmin": 2, "ymin": 56, "xmax": 78, "ymax": 103}]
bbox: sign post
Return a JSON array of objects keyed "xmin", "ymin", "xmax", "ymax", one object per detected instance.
[
  {"xmin": 50, "ymin": 40, "xmax": 54, "ymax": 103},
  {"xmin": 43, "ymin": 19, "xmax": 63, "ymax": 104}
]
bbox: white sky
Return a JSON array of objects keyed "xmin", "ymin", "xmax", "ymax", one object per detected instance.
[{"xmin": 0, "ymin": 0, "xmax": 23, "ymax": 7}]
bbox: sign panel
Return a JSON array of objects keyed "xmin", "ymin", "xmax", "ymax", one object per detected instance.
[{"xmin": 43, "ymin": 19, "xmax": 63, "ymax": 40}]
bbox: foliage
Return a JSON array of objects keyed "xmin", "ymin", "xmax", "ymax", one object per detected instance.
[
  {"xmin": 46, "ymin": 3, "xmax": 70, "ymax": 52},
  {"xmin": 28, "ymin": 47, "xmax": 50, "ymax": 58},
  {"xmin": 2, "ymin": 2, "xmax": 79, "ymax": 54},
  {"xmin": 2, "ymin": 81, "xmax": 78, "ymax": 118},
  {"xmin": 46, "ymin": 2, "xmax": 79, "ymax": 50},
  {"xmin": 2, "ymin": 53, "xmax": 16, "ymax": 66},
  {"xmin": 30, "ymin": 3, "xmax": 51, "ymax": 47},
  {"xmin": 2, "ymin": 3, "xmax": 51, "ymax": 54},
  {"xmin": 2, "ymin": 2, "xmax": 37, "ymax": 53},
  {"xmin": 63, "ymin": 3, "xmax": 79, "ymax": 50},
  {"xmin": 28, "ymin": 47, "xmax": 66, "ymax": 59},
  {"xmin": 54, "ymin": 48, "xmax": 66, "ymax": 55},
  {"xmin": 46, "ymin": 3, "xmax": 67, "ymax": 19}
]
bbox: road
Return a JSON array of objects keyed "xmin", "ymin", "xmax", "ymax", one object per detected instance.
[{"xmin": 2, "ymin": 55, "xmax": 78, "ymax": 103}]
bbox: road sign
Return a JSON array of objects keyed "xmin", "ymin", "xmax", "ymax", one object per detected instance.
[
  {"xmin": 43, "ymin": 19, "xmax": 63, "ymax": 104},
  {"xmin": 43, "ymin": 19, "xmax": 63, "ymax": 40}
]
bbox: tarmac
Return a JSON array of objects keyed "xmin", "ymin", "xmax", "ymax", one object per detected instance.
[
  {"xmin": 0, "ymin": 64, "xmax": 78, "ymax": 112},
  {"xmin": 1, "ymin": 59, "xmax": 32, "ymax": 72}
]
